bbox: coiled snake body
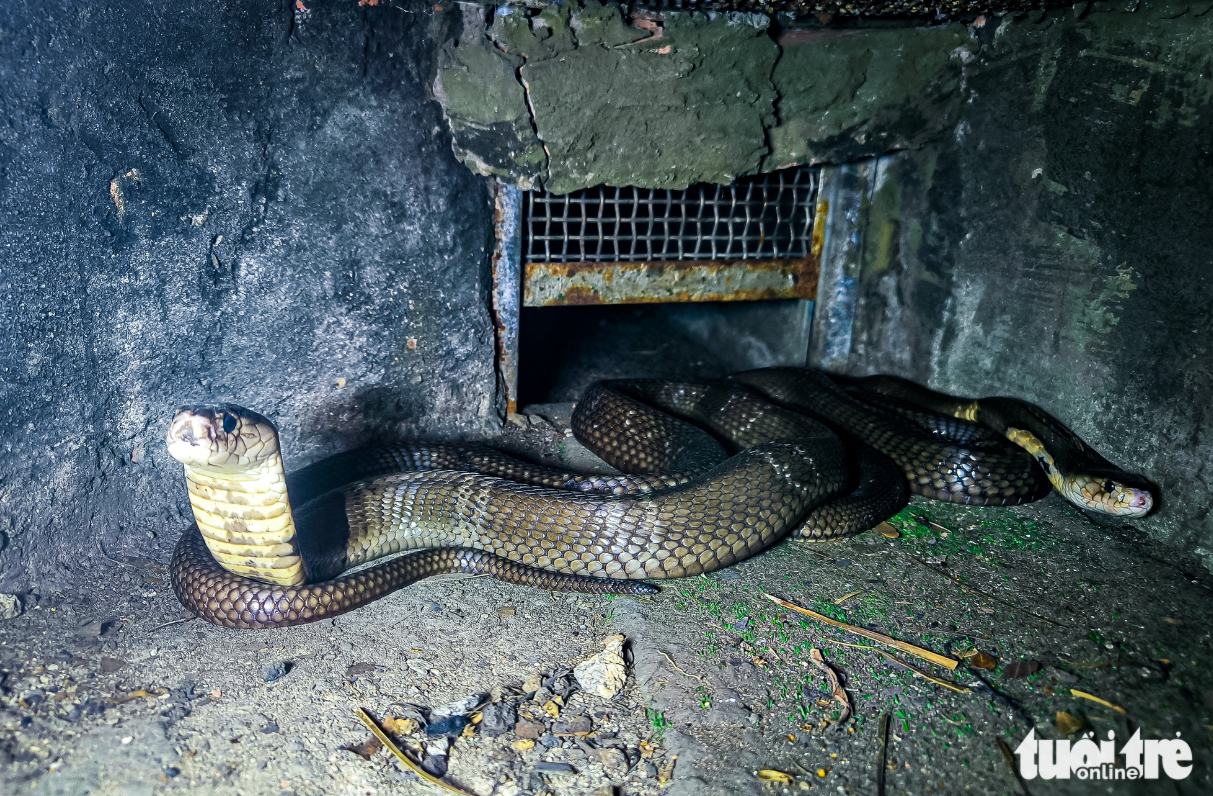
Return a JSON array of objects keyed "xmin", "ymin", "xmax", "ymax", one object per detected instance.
[{"xmin": 167, "ymin": 369, "xmax": 1152, "ymax": 629}]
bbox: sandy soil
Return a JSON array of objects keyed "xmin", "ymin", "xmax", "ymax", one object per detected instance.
[{"xmin": 3, "ymin": 407, "xmax": 1210, "ymax": 796}]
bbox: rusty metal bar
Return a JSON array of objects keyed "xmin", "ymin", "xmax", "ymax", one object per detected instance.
[
  {"xmin": 522, "ymin": 256, "xmax": 819, "ymax": 307},
  {"xmin": 490, "ymin": 180, "xmax": 522, "ymax": 416}
]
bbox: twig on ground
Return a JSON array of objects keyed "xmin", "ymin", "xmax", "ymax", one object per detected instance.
[
  {"xmin": 833, "ymin": 640, "xmax": 970, "ymax": 693},
  {"xmin": 876, "ymin": 714, "xmax": 891, "ymax": 796},
  {"xmin": 150, "ymin": 617, "xmax": 196, "ymax": 631},
  {"xmin": 834, "ymin": 589, "xmax": 866, "ymax": 605},
  {"xmin": 764, "ymin": 593, "xmax": 958, "ymax": 670},
  {"xmin": 1070, "ymin": 689, "xmax": 1126, "ymax": 714},
  {"xmin": 658, "ymin": 650, "xmax": 707, "ymax": 684},
  {"xmin": 996, "ymin": 736, "xmax": 1034, "ymax": 796}
]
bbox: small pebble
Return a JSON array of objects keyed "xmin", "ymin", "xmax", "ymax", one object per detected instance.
[
  {"xmin": 479, "ymin": 702, "xmax": 517, "ymax": 737},
  {"xmin": 535, "ymin": 761, "xmax": 575, "ymax": 773},
  {"xmin": 426, "ymin": 715, "xmax": 469, "ymax": 737},
  {"xmin": 263, "ymin": 662, "xmax": 291, "ymax": 683},
  {"xmin": 261, "ymin": 723, "xmax": 279, "ymax": 734},
  {"xmin": 834, "ymin": 560, "xmax": 852, "ymax": 568}
]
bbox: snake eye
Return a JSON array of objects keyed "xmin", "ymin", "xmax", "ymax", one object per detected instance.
[
  {"xmin": 222, "ymin": 413, "xmax": 237, "ymax": 434},
  {"xmin": 1103, "ymin": 480, "xmax": 1115, "ymax": 494}
]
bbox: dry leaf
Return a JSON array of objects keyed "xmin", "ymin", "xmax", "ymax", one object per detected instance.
[
  {"xmin": 1162, "ymin": 617, "xmax": 1182, "ymax": 625},
  {"xmin": 342, "ymin": 736, "xmax": 383, "ymax": 760},
  {"xmin": 542, "ymin": 700, "xmax": 562, "ymax": 718},
  {"xmin": 638, "ymin": 740, "xmax": 657, "ymax": 759},
  {"xmin": 498, "ymin": 606, "xmax": 516, "ymax": 618},
  {"xmin": 1055, "ymin": 711, "xmax": 1084, "ymax": 734},
  {"xmin": 1002, "ymin": 659, "xmax": 1041, "ymax": 679},
  {"xmin": 808, "ymin": 648, "xmax": 852, "ymax": 725},
  {"xmin": 382, "ymin": 716, "xmax": 419, "ymax": 735},
  {"xmin": 512, "ymin": 739, "xmax": 535, "ymax": 751},
  {"xmin": 758, "ymin": 769, "xmax": 794, "ymax": 784},
  {"xmin": 876, "ymin": 522, "xmax": 900, "ymax": 539},
  {"xmin": 968, "ymin": 652, "xmax": 998, "ymax": 671}
]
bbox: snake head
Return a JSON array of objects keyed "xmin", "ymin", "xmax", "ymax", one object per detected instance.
[
  {"xmin": 166, "ymin": 404, "xmax": 280, "ymax": 470},
  {"xmin": 1076, "ymin": 473, "xmax": 1154, "ymax": 518}
]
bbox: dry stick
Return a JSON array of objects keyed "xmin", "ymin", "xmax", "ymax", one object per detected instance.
[
  {"xmin": 658, "ymin": 650, "xmax": 708, "ymax": 684},
  {"xmin": 1070, "ymin": 689, "xmax": 1126, "ymax": 714},
  {"xmin": 904, "ymin": 555, "xmax": 1070, "ymax": 628},
  {"xmin": 996, "ymin": 736, "xmax": 1034, "ymax": 796},
  {"xmin": 876, "ymin": 714, "xmax": 891, "ymax": 796},
  {"xmin": 764, "ymin": 594, "xmax": 958, "ymax": 671},
  {"xmin": 834, "ymin": 589, "xmax": 866, "ymax": 605},
  {"xmin": 357, "ymin": 709, "xmax": 476, "ymax": 796},
  {"xmin": 833, "ymin": 640, "xmax": 971, "ymax": 694},
  {"xmin": 150, "ymin": 617, "xmax": 196, "ymax": 631}
]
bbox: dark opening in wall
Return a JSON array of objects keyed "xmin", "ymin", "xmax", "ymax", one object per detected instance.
[
  {"xmin": 512, "ymin": 168, "xmax": 820, "ymax": 404},
  {"xmin": 517, "ymin": 300, "xmax": 813, "ymax": 404}
]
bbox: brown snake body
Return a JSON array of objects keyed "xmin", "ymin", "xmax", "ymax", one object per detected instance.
[{"xmin": 166, "ymin": 370, "xmax": 1069, "ymax": 629}]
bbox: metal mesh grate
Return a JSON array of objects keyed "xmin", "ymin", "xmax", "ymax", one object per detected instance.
[{"xmin": 524, "ymin": 167, "xmax": 817, "ymax": 263}]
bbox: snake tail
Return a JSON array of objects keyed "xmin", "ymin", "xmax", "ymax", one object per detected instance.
[{"xmin": 171, "ymin": 527, "xmax": 657, "ymax": 630}]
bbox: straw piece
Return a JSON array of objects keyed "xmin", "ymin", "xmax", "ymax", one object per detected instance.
[
  {"xmin": 833, "ymin": 641, "xmax": 970, "ymax": 693},
  {"xmin": 1070, "ymin": 689, "xmax": 1126, "ymax": 714},
  {"xmin": 764, "ymin": 593, "xmax": 958, "ymax": 670},
  {"xmin": 356, "ymin": 708, "xmax": 475, "ymax": 795},
  {"xmin": 834, "ymin": 589, "xmax": 866, "ymax": 605}
]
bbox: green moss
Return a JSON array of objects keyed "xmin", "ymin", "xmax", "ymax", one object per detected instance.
[{"xmin": 522, "ymin": 10, "xmax": 778, "ymax": 193}]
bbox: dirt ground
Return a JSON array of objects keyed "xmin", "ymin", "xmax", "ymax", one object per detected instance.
[{"xmin": 2, "ymin": 405, "xmax": 1211, "ymax": 796}]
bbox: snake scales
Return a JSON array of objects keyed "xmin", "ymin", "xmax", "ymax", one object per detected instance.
[{"xmin": 167, "ymin": 368, "xmax": 1152, "ymax": 629}]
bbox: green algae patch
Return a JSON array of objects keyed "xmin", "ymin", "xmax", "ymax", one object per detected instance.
[{"xmin": 434, "ymin": 34, "xmax": 546, "ymax": 187}]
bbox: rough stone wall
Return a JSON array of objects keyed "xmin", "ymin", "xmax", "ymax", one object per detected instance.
[
  {"xmin": 0, "ymin": 1, "xmax": 498, "ymax": 593},
  {"xmin": 839, "ymin": 4, "xmax": 1213, "ymax": 573},
  {"xmin": 436, "ymin": 2, "xmax": 974, "ymax": 192}
]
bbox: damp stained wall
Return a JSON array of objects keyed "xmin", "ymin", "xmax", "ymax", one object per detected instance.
[
  {"xmin": 0, "ymin": 1, "xmax": 499, "ymax": 593},
  {"xmin": 825, "ymin": 4, "xmax": 1213, "ymax": 575}
]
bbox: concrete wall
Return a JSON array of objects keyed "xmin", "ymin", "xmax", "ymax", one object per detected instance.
[
  {"xmin": 813, "ymin": 5, "xmax": 1213, "ymax": 574},
  {"xmin": 2, "ymin": 0, "xmax": 1210, "ymax": 594},
  {"xmin": 437, "ymin": 1, "xmax": 1213, "ymax": 573},
  {"xmin": 0, "ymin": 1, "xmax": 499, "ymax": 593}
]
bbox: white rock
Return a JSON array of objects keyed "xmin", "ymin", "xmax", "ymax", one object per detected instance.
[
  {"xmin": 574, "ymin": 634, "xmax": 628, "ymax": 699},
  {"xmin": 0, "ymin": 594, "xmax": 22, "ymax": 620}
]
